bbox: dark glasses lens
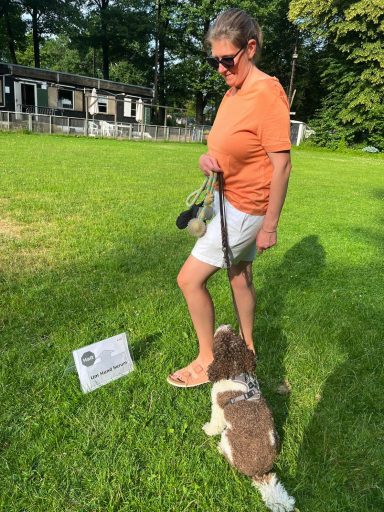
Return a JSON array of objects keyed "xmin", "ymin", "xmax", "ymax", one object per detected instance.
[
  {"xmin": 206, "ymin": 56, "xmax": 235, "ymax": 70},
  {"xmin": 206, "ymin": 46, "xmax": 245, "ymax": 71}
]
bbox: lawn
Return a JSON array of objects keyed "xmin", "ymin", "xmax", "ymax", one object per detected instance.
[{"xmin": 0, "ymin": 132, "xmax": 383, "ymax": 512}]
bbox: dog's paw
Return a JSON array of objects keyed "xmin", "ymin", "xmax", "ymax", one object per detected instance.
[{"xmin": 202, "ymin": 422, "xmax": 222, "ymax": 436}]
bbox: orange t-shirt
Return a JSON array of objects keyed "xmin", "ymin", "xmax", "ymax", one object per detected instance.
[{"xmin": 207, "ymin": 74, "xmax": 291, "ymax": 215}]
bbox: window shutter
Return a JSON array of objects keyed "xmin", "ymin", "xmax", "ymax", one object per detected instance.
[
  {"xmin": 48, "ymin": 87, "xmax": 58, "ymax": 108},
  {"xmin": 108, "ymin": 96, "xmax": 116, "ymax": 115},
  {"xmin": 74, "ymin": 91, "xmax": 83, "ymax": 111},
  {"xmin": 124, "ymin": 98, "xmax": 132, "ymax": 117}
]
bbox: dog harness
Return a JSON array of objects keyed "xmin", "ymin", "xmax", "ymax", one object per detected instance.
[{"xmin": 229, "ymin": 373, "xmax": 261, "ymax": 405}]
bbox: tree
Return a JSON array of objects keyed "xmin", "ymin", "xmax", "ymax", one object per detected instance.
[
  {"xmin": 166, "ymin": 0, "xmax": 309, "ymax": 124},
  {"xmin": 17, "ymin": 0, "xmax": 80, "ymax": 68},
  {"xmin": 0, "ymin": 0, "xmax": 26, "ymax": 63},
  {"xmin": 289, "ymin": 0, "xmax": 384, "ymax": 148},
  {"xmin": 85, "ymin": 0, "xmax": 111, "ymax": 79},
  {"xmin": 82, "ymin": 0, "xmax": 152, "ymax": 81}
]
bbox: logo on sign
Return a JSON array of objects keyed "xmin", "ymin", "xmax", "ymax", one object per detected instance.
[{"xmin": 81, "ymin": 351, "xmax": 96, "ymax": 367}]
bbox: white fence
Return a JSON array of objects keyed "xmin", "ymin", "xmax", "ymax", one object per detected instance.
[{"xmin": 0, "ymin": 111, "xmax": 209, "ymax": 143}]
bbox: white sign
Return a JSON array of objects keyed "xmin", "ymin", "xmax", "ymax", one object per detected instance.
[{"xmin": 73, "ymin": 333, "xmax": 134, "ymax": 393}]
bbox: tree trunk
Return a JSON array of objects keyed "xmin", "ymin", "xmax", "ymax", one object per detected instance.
[
  {"xmin": 100, "ymin": 0, "xmax": 109, "ymax": 80},
  {"xmin": 32, "ymin": 8, "xmax": 40, "ymax": 68},
  {"xmin": 156, "ymin": 7, "xmax": 169, "ymax": 126},
  {"xmin": 5, "ymin": 11, "xmax": 18, "ymax": 63},
  {"xmin": 153, "ymin": 0, "xmax": 160, "ymax": 106},
  {"xmin": 101, "ymin": 34, "xmax": 109, "ymax": 80},
  {"xmin": 158, "ymin": 29, "xmax": 166, "ymax": 125}
]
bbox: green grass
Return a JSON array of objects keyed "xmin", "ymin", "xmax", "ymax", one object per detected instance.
[{"xmin": 0, "ymin": 132, "xmax": 383, "ymax": 512}]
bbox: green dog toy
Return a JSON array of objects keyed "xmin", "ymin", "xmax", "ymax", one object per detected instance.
[{"xmin": 185, "ymin": 172, "xmax": 217, "ymax": 237}]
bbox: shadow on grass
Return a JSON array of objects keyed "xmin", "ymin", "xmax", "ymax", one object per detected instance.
[
  {"xmin": 293, "ymin": 275, "xmax": 383, "ymax": 510},
  {"xmin": 291, "ymin": 223, "xmax": 384, "ymax": 510},
  {"xmin": 371, "ymin": 188, "xmax": 384, "ymax": 201},
  {"xmin": 130, "ymin": 332, "xmax": 163, "ymax": 363},
  {"xmin": 255, "ymin": 232, "xmax": 383, "ymax": 510},
  {"xmin": 256, "ymin": 235, "xmax": 326, "ymax": 439},
  {"xmin": 0, "ymin": 230, "xmax": 188, "ymax": 411}
]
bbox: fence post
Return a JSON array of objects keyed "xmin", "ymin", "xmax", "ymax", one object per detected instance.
[
  {"xmin": 49, "ymin": 115, "xmax": 52, "ymax": 134},
  {"xmin": 68, "ymin": 117, "xmax": 70, "ymax": 135},
  {"xmin": 7, "ymin": 111, "xmax": 10, "ymax": 130},
  {"xmin": 166, "ymin": 127, "xmax": 170, "ymax": 141},
  {"xmin": 155, "ymin": 125, "xmax": 158, "ymax": 142},
  {"xmin": 28, "ymin": 113, "xmax": 32, "ymax": 132},
  {"xmin": 129, "ymin": 124, "xmax": 132, "ymax": 140}
]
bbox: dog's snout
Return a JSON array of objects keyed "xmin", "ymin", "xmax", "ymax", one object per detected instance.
[{"xmin": 214, "ymin": 324, "xmax": 232, "ymax": 335}]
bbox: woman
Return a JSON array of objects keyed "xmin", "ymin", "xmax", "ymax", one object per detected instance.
[{"xmin": 167, "ymin": 8, "xmax": 291, "ymax": 387}]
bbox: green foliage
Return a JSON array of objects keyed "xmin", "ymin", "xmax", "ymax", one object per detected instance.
[
  {"xmin": 109, "ymin": 61, "xmax": 148, "ymax": 86},
  {"xmin": 289, "ymin": 0, "xmax": 384, "ymax": 149},
  {"xmin": 0, "ymin": 0, "xmax": 27, "ymax": 62}
]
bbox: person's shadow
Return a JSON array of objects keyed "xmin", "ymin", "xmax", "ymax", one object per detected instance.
[
  {"xmin": 292, "ymin": 232, "xmax": 384, "ymax": 508},
  {"xmin": 254, "ymin": 235, "xmax": 326, "ymax": 459}
]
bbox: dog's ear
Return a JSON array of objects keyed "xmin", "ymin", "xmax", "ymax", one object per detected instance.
[
  {"xmin": 243, "ymin": 347, "xmax": 257, "ymax": 374},
  {"xmin": 207, "ymin": 352, "xmax": 231, "ymax": 382},
  {"xmin": 228, "ymin": 336, "xmax": 256, "ymax": 375},
  {"xmin": 208, "ymin": 332, "xmax": 235, "ymax": 381}
]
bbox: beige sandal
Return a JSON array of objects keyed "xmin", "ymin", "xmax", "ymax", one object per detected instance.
[{"xmin": 167, "ymin": 363, "xmax": 209, "ymax": 388}]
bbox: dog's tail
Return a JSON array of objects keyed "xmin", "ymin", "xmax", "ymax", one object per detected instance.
[{"xmin": 252, "ymin": 473, "xmax": 295, "ymax": 512}]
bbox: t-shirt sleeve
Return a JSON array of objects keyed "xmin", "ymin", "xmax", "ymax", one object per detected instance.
[{"xmin": 258, "ymin": 83, "xmax": 291, "ymax": 152}]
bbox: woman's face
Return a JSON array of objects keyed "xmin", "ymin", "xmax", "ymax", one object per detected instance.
[{"xmin": 210, "ymin": 38, "xmax": 255, "ymax": 89}]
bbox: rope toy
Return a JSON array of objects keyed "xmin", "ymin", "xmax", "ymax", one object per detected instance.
[
  {"xmin": 175, "ymin": 172, "xmax": 217, "ymax": 237},
  {"xmin": 186, "ymin": 172, "xmax": 216, "ymax": 237}
]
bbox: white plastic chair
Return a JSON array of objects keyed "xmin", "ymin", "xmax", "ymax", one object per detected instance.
[{"xmin": 88, "ymin": 121, "xmax": 99, "ymax": 137}]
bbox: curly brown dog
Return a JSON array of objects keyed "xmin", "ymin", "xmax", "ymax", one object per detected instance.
[{"xmin": 203, "ymin": 325, "xmax": 295, "ymax": 512}]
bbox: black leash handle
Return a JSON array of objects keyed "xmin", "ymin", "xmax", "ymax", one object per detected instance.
[{"xmin": 217, "ymin": 173, "xmax": 245, "ymax": 341}]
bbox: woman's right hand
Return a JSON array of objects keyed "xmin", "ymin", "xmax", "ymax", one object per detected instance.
[{"xmin": 199, "ymin": 154, "xmax": 222, "ymax": 176}]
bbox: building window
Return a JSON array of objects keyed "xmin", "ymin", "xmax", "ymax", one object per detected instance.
[
  {"xmin": 124, "ymin": 97, "xmax": 136, "ymax": 118},
  {"xmin": 98, "ymin": 96, "xmax": 108, "ymax": 113},
  {"xmin": 58, "ymin": 89, "xmax": 74, "ymax": 109}
]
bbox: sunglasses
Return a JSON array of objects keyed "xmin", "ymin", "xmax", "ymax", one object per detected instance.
[{"xmin": 206, "ymin": 45, "xmax": 245, "ymax": 70}]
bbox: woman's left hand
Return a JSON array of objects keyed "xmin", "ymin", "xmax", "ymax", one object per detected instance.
[{"xmin": 256, "ymin": 228, "xmax": 277, "ymax": 254}]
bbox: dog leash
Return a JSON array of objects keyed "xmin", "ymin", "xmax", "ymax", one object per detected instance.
[{"xmin": 217, "ymin": 172, "xmax": 245, "ymax": 341}]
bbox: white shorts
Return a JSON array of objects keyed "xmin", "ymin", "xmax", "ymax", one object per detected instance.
[{"xmin": 191, "ymin": 191, "xmax": 264, "ymax": 268}]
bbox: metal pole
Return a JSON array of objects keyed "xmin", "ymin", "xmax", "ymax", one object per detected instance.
[
  {"xmin": 288, "ymin": 42, "xmax": 298, "ymax": 107},
  {"xmin": 114, "ymin": 96, "xmax": 118, "ymax": 136},
  {"xmin": 153, "ymin": 0, "xmax": 160, "ymax": 108},
  {"xmin": 85, "ymin": 94, "xmax": 89, "ymax": 136}
]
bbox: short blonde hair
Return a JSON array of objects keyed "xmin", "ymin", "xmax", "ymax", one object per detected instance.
[{"xmin": 206, "ymin": 8, "xmax": 263, "ymax": 61}]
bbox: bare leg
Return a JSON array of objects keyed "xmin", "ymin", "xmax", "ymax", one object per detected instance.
[
  {"xmin": 176, "ymin": 255, "xmax": 219, "ymax": 369},
  {"xmin": 228, "ymin": 261, "xmax": 256, "ymax": 352}
]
